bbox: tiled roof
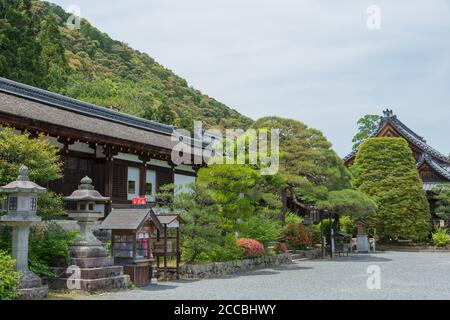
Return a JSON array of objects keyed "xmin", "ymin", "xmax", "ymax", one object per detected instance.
[
  {"xmin": 0, "ymin": 77, "xmax": 207, "ymax": 153},
  {"xmin": 0, "ymin": 77, "xmax": 174, "ymax": 135},
  {"xmin": 417, "ymin": 154, "xmax": 450, "ymax": 181},
  {"xmin": 344, "ymin": 109, "xmax": 450, "ymax": 164},
  {"xmin": 100, "ymin": 208, "xmax": 184, "ymax": 231},
  {"xmin": 99, "ymin": 209, "xmax": 150, "ymax": 230}
]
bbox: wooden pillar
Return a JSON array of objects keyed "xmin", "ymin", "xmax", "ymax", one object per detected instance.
[
  {"xmin": 138, "ymin": 155, "xmax": 150, "ymax": 199},
  {"xmin": 163, "ymin": 224, "xmax": 168, "ymax": 280},
  {"xmin": 176, "ymin": 227, "xmax": 180, "ymax": 280},
  {"xmin": 320, "ymin": 213, "xmax": 325, "ymax": 258},
  {"xmin": 103, "ymin": 147, "xmax": 117, "ymax": 215},
  {"xmin": 156, "ymin": 229, "xmax": 160, "ymax": 271},
  {"xmin": 329, "ymin": 214, "xmax": 333, "ymax": 259},
  {"xmin": 132, "ymin": 231, "xmax": 137, "ymax": 260}
]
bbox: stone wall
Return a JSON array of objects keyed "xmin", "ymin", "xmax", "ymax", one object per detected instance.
[
  {"xmin": 290, "ymin": 249, "xmax": 323, "ymax": 259},
  {"xmin": 179, "ymin": 254, "xmax": 292, "ymax": 279}
]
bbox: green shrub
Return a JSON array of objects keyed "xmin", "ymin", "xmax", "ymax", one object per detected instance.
[
  {"xmin": 0, "ymin": 250, "xmax": 20, "ymax": 300},
  {"xmin": 29, "ymin": 223, "xmax": 78, "ymax": 277},
  {"xmin": 432, "ymin": 228, "xmax": 450, "ymax": 247},
  {"xmin": 241, "ymin": 215, "xmax": 283, "ymax": 246},
  {"xmin": 203, "ymin": 234, "xmax": 244, "ymax": 263},
  {"xmin": 36, "ymin": 191, "xmax": 65, "ymax": 220},
  {"xmin": 284, "ymin": 224, "xmax": 312, "ymax": 250},
  {"xmin": 311, "ymin": 224, "xmax": 323, "ymax": 245},
  {"xmin": 339, "ymin": 216, "xmax": 357, "ymax": 236},
  {"xmin": 285, "ymin": 212, "xmax": 303, "ymax": 225},
  {"xmin": 316, "ymin": 220, "xmax": 332, "ymax": 244}
]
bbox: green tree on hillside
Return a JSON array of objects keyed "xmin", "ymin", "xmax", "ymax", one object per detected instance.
[
  {"xmin": 37, "ymin": 13, "xmax": 68, "ymax": 92},
  {"xmin": 155, "ymin": 101, "xmax": 176, "ymax": 126},
  {"xmin": 353, "ymin": 137, "xmax": 431, "ymax": 241},
  {"xmin": 352, "ymin": 114, "xmax": 381, "ymax": 150},
  {"xmin": 1, "ymin": 0, "xmax": 253, "ymax": 129},
  {"xmin": 0, "ymin": 0, "xmax": 43, "ymax": 86}
]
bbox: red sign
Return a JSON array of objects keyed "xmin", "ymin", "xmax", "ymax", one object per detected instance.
[{"xmin": 131, "ymin": 197, "xmax": 147, "ymax": 205}]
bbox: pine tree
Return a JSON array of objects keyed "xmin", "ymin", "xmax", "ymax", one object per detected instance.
[
  {"xmin": 251, "ymin": 116, "xmax": 352, "ymax": 221},
  {"xmin": 353, "ymin": 137, "xmax": 431, "ymax": 241}
]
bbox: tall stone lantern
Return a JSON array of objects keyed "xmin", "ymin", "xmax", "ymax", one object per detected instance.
[
  {"xmin": 0, "ymin": 165, "xmax": 48, "ymax": 299},
  {"xmin": 54, "ymin": 176, "xmax": 129, "ymax": 292},
  {"xmin": 63, "ymin": 176, "xmax": 109, "ymax": 246}
]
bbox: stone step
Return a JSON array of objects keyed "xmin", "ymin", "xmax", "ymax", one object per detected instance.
[
  {"xmin": 79, "ymin": 266, "xmax": 124, "ymax": 279},
  {"xmin": 50, "ymin": 275, "xmax": 130, "ymax": 292},
  {"xmin": 70, "ymin": 256, "xmax": 114, "ymax": 268},
  {"xmin": 70, "ymin": 246, "xmax": 108, "ymax": 258},
  {"xmin": 18, "ymin": 285, "xmax": 48, "ymax": 300}
]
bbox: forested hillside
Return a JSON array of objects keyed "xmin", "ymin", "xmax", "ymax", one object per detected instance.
[{"xmin": 0, "ymin": 0, "xmax": 253, "ymax": 130}]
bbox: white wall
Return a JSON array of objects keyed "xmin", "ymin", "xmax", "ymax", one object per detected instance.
[
  {"xmin": 127, "ymin": 167, "xmax": 140, "ymax": 200},
  {"xmin": 145, "ymin": 170, "xmax": 156, "ymax": 202}
]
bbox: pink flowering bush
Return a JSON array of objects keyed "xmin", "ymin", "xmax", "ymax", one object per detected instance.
[
  {"xmin": 275, "ymin": 242, "xmax": 288, "ymax": 254},
  {"xmin": 236, "ymin": 238, "xmax": 265, "ymax": 258}
]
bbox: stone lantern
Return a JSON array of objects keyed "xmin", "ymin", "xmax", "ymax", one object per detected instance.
[
  {"xmin": 52, "ymin": 176, "xmax": 129, "ymax": 292},
  {"xmin": 63, "ymin": 176, "xmax": 109, "ymax": 246},
  {"xmin": 0, "ymin": 165, "xmax": 48, "ymax": 299}
]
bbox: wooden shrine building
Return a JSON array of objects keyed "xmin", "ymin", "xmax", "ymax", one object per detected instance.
[
  {"xmin": 0, "ymin": 77, "xmax": 204, "ymax": 211},
  {"xmin": 99, "ymin": 207, "xmax": 185, "ymax": 285},
  {"xmin": 344, "ymin": 109, "xmax": 450, "ymax": 219}
]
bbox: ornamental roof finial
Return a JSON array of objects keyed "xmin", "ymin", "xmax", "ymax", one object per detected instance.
[
  {"xmin": 382, "ymin": 109, "xmax": 394, "ymax": 118},
  {"xmin": 18, "ymin": 165, "xmax": 29, "ymax": 181}
]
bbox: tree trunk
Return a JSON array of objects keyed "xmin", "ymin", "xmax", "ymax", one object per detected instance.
[{"xmin": 287, "ymin": 185, "xmax": 308, "ymax": 209}]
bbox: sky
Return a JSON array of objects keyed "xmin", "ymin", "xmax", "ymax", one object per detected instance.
[{"xmin": 49, "ymin": 0, "xmax": 450, "ymax": 157}]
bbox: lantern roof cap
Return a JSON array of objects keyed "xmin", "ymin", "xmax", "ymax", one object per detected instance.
[
  {"xmin": 0, "ymin": 165, "xmax": 46, "ymax": 194},
  {"xmin": 63, "ymin": 176, "xmax": 110, "ymax": 202}
]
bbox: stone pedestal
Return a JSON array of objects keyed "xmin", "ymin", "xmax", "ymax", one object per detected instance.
[
  {"xmin": 0, "ymin": 218, "xmax": 48, "ymax": 299},
  {"xmin": 50, "ymin": 245, "xmax": 129, "ymax": 291},
  {"xmin": 357, "ymin": 234, "xmax": 370, "ymax": 253},
  {"xmin": 50, "ymin": 215, "xmax": 130, "ymax": 292}
]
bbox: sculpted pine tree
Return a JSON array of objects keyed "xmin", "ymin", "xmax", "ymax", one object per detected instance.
[
  {"xmin": 251, "ymin": 116, "xmax": 351, "ymax": 222},
  {"xmin": 353, "ymin": 138, "xmax": 431, "ymax": 241}
]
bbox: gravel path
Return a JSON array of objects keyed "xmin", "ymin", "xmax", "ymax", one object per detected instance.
[{"xmin": 81, "ymin": 251, "xmax": 450, "ymax": 300}]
